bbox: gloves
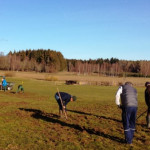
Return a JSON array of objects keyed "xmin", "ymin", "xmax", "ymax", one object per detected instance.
[{"xmin": 117, "ymin": 105, "xmax": 122, "ymax": 109}]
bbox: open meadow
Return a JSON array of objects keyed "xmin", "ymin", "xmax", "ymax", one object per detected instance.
[{"xmin": 0, "ymin": 71, "xmax": 150, "ymax": 150}]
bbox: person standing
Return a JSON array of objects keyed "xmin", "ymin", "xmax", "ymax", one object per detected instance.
[
  {"xmin": 2, "ymin": 77, "xmax": 7, "ymax": 92},
  {"xmin": 115, "ymin": 82, "xmax": 138, "ymax": 144},
  {"xmin": 145, "ymin": 82, "xmax": 150, "ymax": 128},
  {"xmin": 55, "ymin": 92, "xmax": 77, "ymax": 117}
]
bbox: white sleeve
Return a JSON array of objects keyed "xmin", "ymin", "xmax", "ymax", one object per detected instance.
[{"xmin": 115, "ymin": 86, "xmax": 122, "ymax": 106}]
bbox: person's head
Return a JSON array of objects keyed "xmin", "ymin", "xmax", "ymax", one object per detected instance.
[
  {"xmin": 145, "ymin": 82, "xmax": 150, "ymax": 87},
  {"xmin": 71, "ymin": 96, "xmax": 77, "ymax": 101},
  {"xmin": 125, "ymin": 82, "xmax": 133, "ymax": 86}
]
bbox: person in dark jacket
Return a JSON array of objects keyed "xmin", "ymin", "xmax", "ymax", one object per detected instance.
[
  {"xmin": 55, "ymin": 92, "xmax": 77, "ymax": 117},
  {"xmin": 145, "ymin": 82, "xmax": 150, "ymax": 128},
  {"xmin": 115, "ymin": 82, "xmax": 138, "ymax": 144}
]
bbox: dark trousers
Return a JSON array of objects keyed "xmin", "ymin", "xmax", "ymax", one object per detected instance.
[
  {"xmin": 3, "ymin": 86, "xmax": 7, "ymax": 92},
  {"xmin": 55, "ymin": 95, "xmax": 62, "ymax": 110},
  {"xmin": 56, "ymin": 99, "xmax": 63, "ymax": 110},
  {"xmin": 146, "ymin": 107, "xmax": 150, "ymax": 128},
  {"xmin": 122, "ymin": 107, "xmax": 137, "ymax": 144}
]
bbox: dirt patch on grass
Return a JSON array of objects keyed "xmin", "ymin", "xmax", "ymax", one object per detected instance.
[
  {"xmin": 0, "ymin": 101, "xmax": 29, "ymax": 108},
  {"xmin": 1, "ymin": 91, "xmax": 48, "ymax": 102},
  {"xmin": 0, "ymin": 102, "xmax": 14, "ymax": 107}
]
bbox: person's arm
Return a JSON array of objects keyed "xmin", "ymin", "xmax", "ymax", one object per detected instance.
[
  {"xmin": 145, "ymin": 89, "xmax": 150, "ymax": 106},
  {"xmin": 115, "ymin": 86, "xmax": 122, "ymax": 107}
]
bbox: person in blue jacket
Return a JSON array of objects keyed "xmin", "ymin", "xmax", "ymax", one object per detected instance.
[
  {"xmin": 2, "ymin": 77, "xmax": 7, "ymax": 92},
  {"xmin": 55, "ymin": 92, "xmax": 77, "ymax": 117}
]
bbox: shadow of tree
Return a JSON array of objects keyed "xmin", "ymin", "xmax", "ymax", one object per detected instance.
[
  {"xmin": 67, "ymin": 109, "xmax": 122, "ymax": 123},
  {"xmin": 19, "ymin": 108, "xmax": 125, "ymax": 144}
]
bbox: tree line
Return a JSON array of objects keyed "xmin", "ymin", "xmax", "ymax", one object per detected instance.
[
  {"xmin": 67, "ymin": 58, "xmax": 150, "ymax": 77},
  {"xmin": 0, "ymin": 50, "xmax": 150, "ymax": 77},
  {"xmin": 0, "ymin": 49, "xmax": 66, "ymax": 72}
]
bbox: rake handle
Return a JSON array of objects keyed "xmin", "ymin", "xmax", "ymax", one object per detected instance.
[{"xmin": 57, "ymin": 88, "xmax": 68, "ymax": 120}]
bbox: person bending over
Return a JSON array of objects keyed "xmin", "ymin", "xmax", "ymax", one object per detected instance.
[{"xmin": 55, "ymin": 92, "xmax": 76, "ymax": 117}]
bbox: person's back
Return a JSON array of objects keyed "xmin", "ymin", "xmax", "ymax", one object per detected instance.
[
  {"xmin": 55, "ymin": 92, "xmax": 71, "ymax": 105},
  {"xmin": 121, "ymin": 83, "xmax": 138, "ymax": 107},
  {"xmin": 145, "ymin": 82, "xmax": 150, "ymax": 128}
]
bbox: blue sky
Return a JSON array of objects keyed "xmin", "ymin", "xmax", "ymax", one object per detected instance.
[{"xmin": 0, "ymin": 0, "xmax": 150, "ymax": 60}]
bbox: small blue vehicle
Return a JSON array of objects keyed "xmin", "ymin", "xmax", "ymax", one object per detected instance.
[{"xmin": 0, "ymin": 82, "xmax": 15, "ymax": 90}]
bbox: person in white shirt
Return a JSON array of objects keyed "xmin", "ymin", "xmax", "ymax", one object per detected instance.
[{"xmin": 115, "ymin": 82, "xmax": 138, "ymax": 144}]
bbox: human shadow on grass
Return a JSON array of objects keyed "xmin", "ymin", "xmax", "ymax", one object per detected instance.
[
  {"xmin": 19, "ymin": 108, "xmax": 60, "ymax": 119},
  {"xmin": 67, "ymin": 109, "xmax": 121, "ymax": 123},
  {"xmin": 10, "ymin": 91, "xmax": 16, "ymax": 94},
  {"xmin": 19, "ymin": 108, "xmax": 125, "ymax": 144}
]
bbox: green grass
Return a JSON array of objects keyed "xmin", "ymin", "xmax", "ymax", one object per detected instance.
[{"xmin": 0, "ymin": 77, "xmax": 149, "ymax": 150}]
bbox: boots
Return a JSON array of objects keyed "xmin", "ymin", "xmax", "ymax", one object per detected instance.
[{"xmin": 147, "ymin": 115, "xmax": 150, "ymax": 128}]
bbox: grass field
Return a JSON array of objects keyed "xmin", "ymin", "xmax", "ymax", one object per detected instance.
[{"xmin": 0, "ymin": 71, "xmax": 150, "ymax": 150}]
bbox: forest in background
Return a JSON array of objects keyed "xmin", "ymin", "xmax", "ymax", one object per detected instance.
[{"xmin": 0, "ymin": 49, "xmax": 150, "ymax": 77}]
